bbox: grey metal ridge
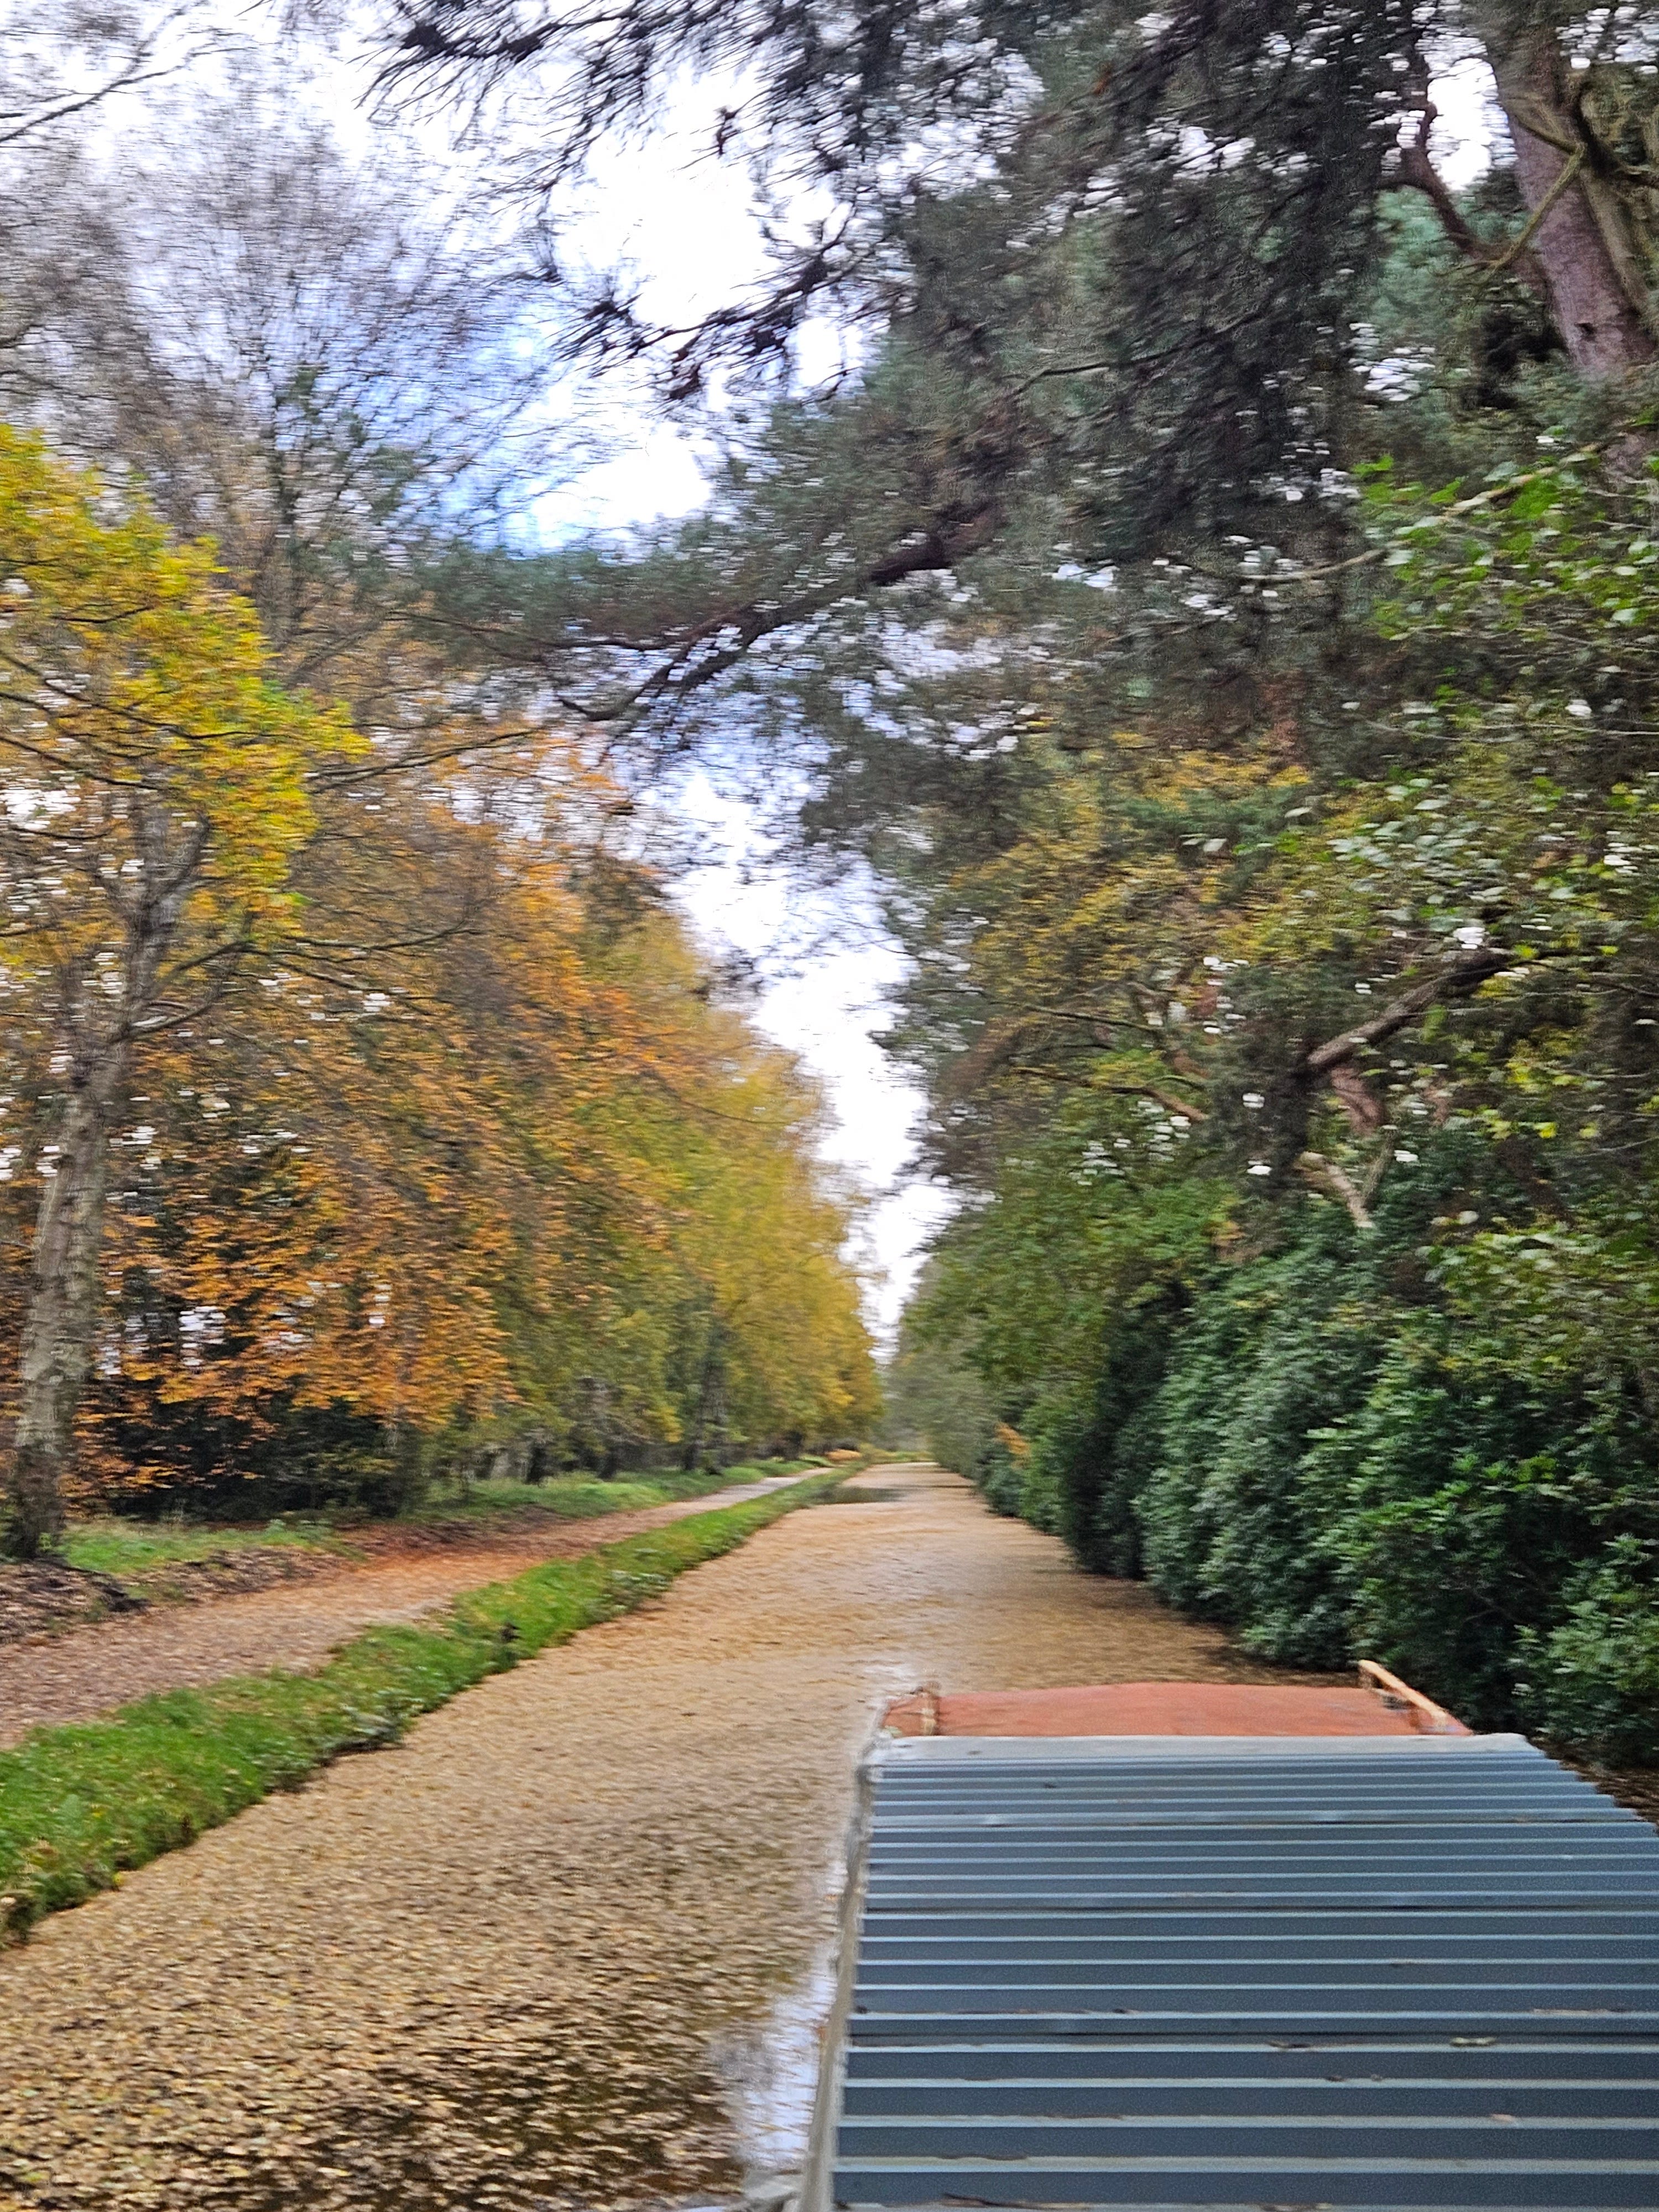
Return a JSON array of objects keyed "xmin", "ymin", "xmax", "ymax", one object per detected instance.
[{"xmin": 814, "ymin": 1733, "xmax": 1659, "ymax": 2210}]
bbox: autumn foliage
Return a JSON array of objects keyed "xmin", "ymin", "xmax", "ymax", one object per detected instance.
[{"xmin": 0, "ymin": 432, "xmax": 875, "ymax": 1530}]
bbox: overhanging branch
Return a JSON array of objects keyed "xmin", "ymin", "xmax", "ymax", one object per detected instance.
[{"xmin": 1301, "ymin": 948, "xmax": 1512, "ymax": 1079}]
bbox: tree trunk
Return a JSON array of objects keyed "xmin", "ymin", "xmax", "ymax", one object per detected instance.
[
  {"xmin": 4, "ymin": 1066, "xmax": 120, "ymax": 1558},
  {"xmin": 4, "ymin": 801, "xmax": 204, "ymax": 1557},
  {"xmin": 680, "ymin": 1326, "xmax": 723, "ymax": 1473},
  {"xmin": 1483, "ymin": 22, "xmax": 1655, "ymax": 379}
]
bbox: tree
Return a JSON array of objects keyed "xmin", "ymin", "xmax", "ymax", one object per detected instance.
[
  {"xmin": 6, "ymin": 737, "xmax": 879, "ymax": 1519},
  {"xmin": 373, "ymin": 6, "xmax": 1656, "ymax": 521},
  {"xmin": 0, "ymin": 429, "xmax": 353, "ymax": 1554},
  {"xmin": 1425, "ymin": 5, "xmax": 1657, "ymax": 381},
  {"xmin": 0, "ymin": 96, "xmax": 878, "ymax": 1533},
  {"xmin": 0, "ymin": 82, "xmax": 564, "ymax": 698},
  {"xmin": 359, "ymin": 1, "xmax": 1659, "ymax": 1744},
  {"xmin": 0, "ymin": 465, "xmax": 877, "ymax": 1536},
  {"xmin": 0, "ymin": 2, "xmax": 229, "ymax": 150}
]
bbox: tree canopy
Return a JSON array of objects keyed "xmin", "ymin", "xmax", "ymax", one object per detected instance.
[
  {"xmin": 358, "ymin": 0, "xmax": 1659, "ymax": 1757},
  {"xmin": 0, "ymin": 119, "xmax": 877, "ymax": 1551}
]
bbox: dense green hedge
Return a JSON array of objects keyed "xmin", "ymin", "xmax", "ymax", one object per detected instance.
[
  {"xmin": 960, "ymin": 1142, "xmax": 1659, "ymax": 1761},
  {"xmin": 0, "ymin": 1472, "xmax": 838, "ymax": 1940}
]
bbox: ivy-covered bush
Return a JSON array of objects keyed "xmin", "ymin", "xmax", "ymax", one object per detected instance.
[
  {"xmin": 1138, "ymin": 1218, "xmax": 1375, "ymax": 1664},
  {"xmin": 1023, "ymin": 1292, "xmax": 1180, "ymax": 1575},
  {"xmin": 931, "ymin": 1132, "xmax": 1659, "ymax": 1751},
  {"xmin": 971, "ymin": 1431, "xmax": 1026, "ymax": 1520}
]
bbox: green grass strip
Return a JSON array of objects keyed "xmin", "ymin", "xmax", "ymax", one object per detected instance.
[
  {"xmin": 62, "ymin": 1517, "xmax": 342, "ymax": 1576},
  {"xmin": 55, "ymin": 1458, "xmax": 821, "ymax": 1581},
  {"xmin": 0, "ymin": 1470, "xmax": 841, "ymax": 1942},
  {"xmin": 409, "ymin": 1455, "xmax": 819, "ymax": 1527}
]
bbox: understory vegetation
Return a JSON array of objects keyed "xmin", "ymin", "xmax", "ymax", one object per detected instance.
[{"xmin": 0, "ymin": 1470, "xmax": 840, "ymax": 1938}]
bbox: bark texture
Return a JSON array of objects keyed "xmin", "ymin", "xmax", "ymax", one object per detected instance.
[
  {"xmin": 4, "ymin": 808, "xmax": 202, "ymax": 1557},
  {"xmin": 6, "ymin": 1071, "xmax": 120, "ymax": 1557},
  {"xmin": 1485, "ymin": 22, "xmax": 1655, "ymax": 378}
]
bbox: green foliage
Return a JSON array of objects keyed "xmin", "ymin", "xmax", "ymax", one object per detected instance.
[
  {"xmin": 793, "ymin": 60, "xmax": 1659, "ymax": 1765},
  {"xmin": 926, "ymin": 1119, "xmax": 1659, "ymax": 1735},
  {"xmin": 1021, "ymin": 1293, "xmax": 1180, "ymax": 1575},
  {"xmin": 0, "ymin": 1473, "xmax": 839, "ymax": 1939},
  {"xmin": 1517, "ymin": 1540, "xmax": 1659, "ymax": 1766},
  {"xmin": 1139, "ymin": 1220, "xmax": 1379, "ymax": 1666},
  {"xmin": 973, "ymin": 1434, "xmax": 1026, "ymax": 1521},
  {"xmin": 881, "ymin": 1291, "xmax": 999, "ymax": 1479},
  {"xmin": 60, "ymin": 1517, "xmax": 338, "ymax": 1578}
]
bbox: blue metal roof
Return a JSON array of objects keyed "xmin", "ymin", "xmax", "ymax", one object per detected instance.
[{"xmin": 822, "ymin": 1733, "xmax": 1659, "ymax": 2207}]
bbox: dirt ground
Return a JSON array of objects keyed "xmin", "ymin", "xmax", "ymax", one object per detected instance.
[
  {"xmin": 0, "ymin": 1476, "xmax": 804, "ymax": 1747},
  {"xmin": 0, "ymin": 1465, "xmax": 1347, "ymax": 2212}
]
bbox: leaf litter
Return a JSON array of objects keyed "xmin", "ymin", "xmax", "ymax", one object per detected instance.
[{"xmin": 0, "ymin": 1467, "xmax": 1343, "ymax": 2212}]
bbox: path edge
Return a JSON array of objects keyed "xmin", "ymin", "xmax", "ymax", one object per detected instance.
[{"xmin": 0, "ymin": 1473, "xmax": 842, "ymax": 1946}]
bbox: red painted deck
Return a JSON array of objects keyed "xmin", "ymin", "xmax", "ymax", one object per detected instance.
[{"xmin": 881, "ymin": 1679, "xmax": 1468, "ymax": 1737}]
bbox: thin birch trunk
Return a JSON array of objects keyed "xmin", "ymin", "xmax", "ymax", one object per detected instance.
[
  {"xmin": 4, "ymin": 813, "xmax": 202, "ymax": 1556},
  {"xmin": 7, "ymin": 1065, "xmax": 121, "ymax": 1556}
]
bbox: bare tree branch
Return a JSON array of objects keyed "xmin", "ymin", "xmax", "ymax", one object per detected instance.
[{"xmin": 1296, "ymin": 1149, "xmax": 1374, "ymax": 1231}]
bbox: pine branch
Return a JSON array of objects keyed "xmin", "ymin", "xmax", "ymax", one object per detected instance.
[{"xmin": 1301, "ymin": 948, "xmax": 1514, "ymax": 1078}]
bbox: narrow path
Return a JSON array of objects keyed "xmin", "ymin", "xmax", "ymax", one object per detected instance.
[
  {"xmin": 0, "ymin": 1475, "xmax": 804, "ymax": 1747},
  {"xmin": 0, "ymin": 1466, "xmax": 1338, "ymax": 2212}
]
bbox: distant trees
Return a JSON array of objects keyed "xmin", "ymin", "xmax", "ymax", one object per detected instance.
[
  {"xmin": 0, "ymin": 85, "xmax": 562, "ymax": 685},
  {"xmin": 0, "ymin": 92, "xmax": 876, "ymax": 1551},
  {"xmin": 0, "ymin": 425, "xmax": 875, "ymax": 1549}
]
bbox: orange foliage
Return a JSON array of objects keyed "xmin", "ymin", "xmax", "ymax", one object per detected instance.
[{"xmin": 45, "ymin": 737, "xmax": 877, "ymax": 1499}]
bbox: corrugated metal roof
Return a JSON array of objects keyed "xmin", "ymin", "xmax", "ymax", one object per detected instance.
[{"xmin": 825, "ymin": 1733, "xmax": 1659, "ymax": 2206}]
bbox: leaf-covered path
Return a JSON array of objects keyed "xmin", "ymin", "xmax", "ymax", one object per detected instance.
[
  {"xmin": 0, "ymin": 1466, "xmax": 1327, "ymax": 2212},
  {"xmin": 0, "ymin": 1477, "xmax": 807, "ymax": 1748}
]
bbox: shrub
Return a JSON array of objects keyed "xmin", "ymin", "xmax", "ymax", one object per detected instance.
[
  {"xmin": 1137, "ymin": 1220, "xmax": 1375, "ymax": 1663},
  {"xmin": 1517, "ymin": 1539, "xmax": 1659, "ymax": 1766}
]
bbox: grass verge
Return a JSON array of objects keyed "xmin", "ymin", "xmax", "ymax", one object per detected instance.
[
  {"xmin": 52, "ymin": 1459, "xmax": 818, "ymax": 1580},
  {"xmin": 60, "ymin": 1516, "xmax": 341, "ymax": 1577},
  {"xmin": 0, "ymin": 1470, "xmax": 839, "ymax": 1943},
  {"xmin": 415, "ymin": 1456, "xmax": 818, "ymax": 1525}
]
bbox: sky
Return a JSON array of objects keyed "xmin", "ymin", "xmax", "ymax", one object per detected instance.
[
  {"xmin": 497, "ymin": 90, "xmax": 957, "ymax": 1342},
  {"xmin": 667, "ymin": 778, "xmax": 953, "ymax": 1342}
]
